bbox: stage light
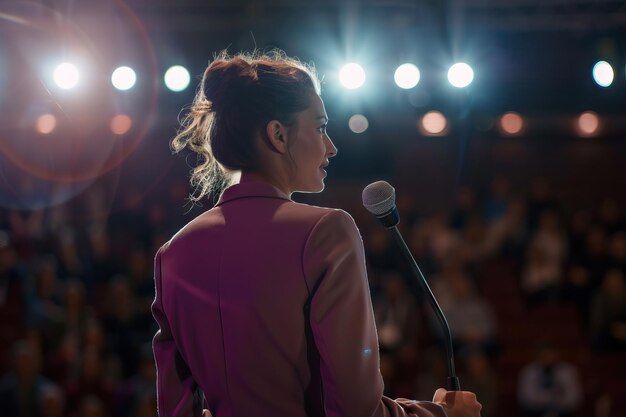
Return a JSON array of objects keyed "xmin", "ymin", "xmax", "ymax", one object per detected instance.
[
  {"xmin": 421, "ymin": 111, "xmax": 447, "ymax": 135},
  {"xmin": 394, "ymin": 63, "xmax": 420, "ymax": 89},
  {"xmin": 592, "ymin": 61, "xmax": 614, "ymax": 87},
  {"xmin": 348, "ymin": 114, "xmax": 368, "ymax": 133},
  {"xmin": 499, "ymin": 112, "xmax": 524, "ymax": 135},
  {"xmin": 577, "ymin": 111, "xmax": 599, "ymax": 136},
  {"xmin": 53, "ymin": 63, "xmax": 79, "ymax": 90},
  {"xmin": 447, "ymin": 63, "xmax": 474, "ymax": 88},
  {"xmin": 110, "ymin": 114, "xmax": 132, "ymax": 135},
  {"xmin": 36, "ymin": 114, "xmax": 56, "ymax": 134},
  {"xmin": 111, "ymin": 66, "xmax": 137, "ymax": 91},
  {"xmin": 339, "ymin": 63, "xmax": 365, "ymax": 90},
  {"xmin": 164, "ymin": 65, "xmax": 190, "ymax": 92}
]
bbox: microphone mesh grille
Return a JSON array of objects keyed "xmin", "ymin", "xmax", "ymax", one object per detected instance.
[{"xmin": 362, "ymin": 181, "xmax": 396, "ymax": 215}]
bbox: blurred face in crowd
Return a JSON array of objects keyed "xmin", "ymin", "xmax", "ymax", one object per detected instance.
[{"xmin": 39, "ymin": 386, "xmax": 65, "ymax": 417}]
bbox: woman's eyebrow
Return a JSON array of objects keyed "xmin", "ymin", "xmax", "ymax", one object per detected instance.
[{"xmin": 316, "ymin": 116, "xmax": 329, "ymax": 122}]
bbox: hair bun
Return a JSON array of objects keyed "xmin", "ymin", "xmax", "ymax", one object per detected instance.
[{"xmin": 202, "ymin": 57, "xmax": 258, "ymax": 112}]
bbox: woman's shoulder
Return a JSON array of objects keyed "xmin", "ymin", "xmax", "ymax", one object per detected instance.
[
  {"xmin": 287, "ymin": 202, "xmax": 359, "ymax": 229},
  {"xmin": 155, "ymin": 203, "xmax": 357, "ymax": 260}
]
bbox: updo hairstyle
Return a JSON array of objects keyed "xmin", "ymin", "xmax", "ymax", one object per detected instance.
[{"xmin": 170, "ymin": 49, "xmax": 321, "ymax": 205}]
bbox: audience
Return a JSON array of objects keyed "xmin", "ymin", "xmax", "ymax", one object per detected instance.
[
  {"xmin": 517, "ymin": 342, "xmax": 582, "ymax": 417},
  {"xmin": 0, "ymin": 173, "xmax": 624, "ymax": 417}
]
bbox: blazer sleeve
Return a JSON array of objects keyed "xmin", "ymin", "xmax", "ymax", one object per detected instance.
[
  {"xmin": 302, "ymin": 209, "xmax": 447, "ymax": 417},
  {"xmin": 151, "ymin": 246, "xmax": 198, "ymax": 417}
]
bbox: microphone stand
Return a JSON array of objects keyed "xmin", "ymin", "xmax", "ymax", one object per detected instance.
[{"xmin": 384, "ymin": 220, "xmax": 461, "ymax": 391}]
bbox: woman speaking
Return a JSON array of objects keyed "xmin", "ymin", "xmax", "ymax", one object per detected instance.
[{"xmin": 150, "ymin": 50, "xmax": 482, "ymax": 417}]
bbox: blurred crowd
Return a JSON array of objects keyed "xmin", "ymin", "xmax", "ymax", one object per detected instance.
[
  {"xmin": 0, "ymin": 174, "xmax": 624, "ymax": 417},
  {"xmin": 358, "ymin": 176, "xmax": 625, "ymax": 417}
]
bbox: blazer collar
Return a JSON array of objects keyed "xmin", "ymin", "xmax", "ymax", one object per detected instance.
[{"xmin": 215, "ymin": 179, "xmax": 292, "ymax": 206}]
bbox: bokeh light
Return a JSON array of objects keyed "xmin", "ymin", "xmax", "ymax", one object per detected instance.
[
  {"xmin": 499, "ymin": 112, "xmax": 524, "ymax": 135},
  {"xmin": 394, "ymin": 63, "xmax": 420, "ymax": 89},
  {"xmin": 164, "ymin": 65, "xmax": 190, "ymax": 92},
  {"xmin": 421, "ymin": 111, "xmax": 447, "ymax": 135},
  {"xmin": 348, "ymin": 114, "xmax": 369, "ymax": 133},
  {"xmin": 111, "ymin": 66, "xmax": 137, "ymax": 91},
  {"xmin": 110, "ymin": 114, "xmax": 133, "ymax": 135},
  {"xmin": 592, "ymin": 61, "xmax": 614, "ymax": 87},
  {"xmin": 36, "ymin": 114, "xmax": 57, "ymax": 134},
  {"xmin": 339, "ymin": 63, "xmax": 366, "ymax": 90},
  {"xmin": 447, "ymin": 62, "xmax": 474, "ymax": 88},
  {"xmin": 577, "ymin": 111, "xmax": 600, "ymax": 136},
  {"xmin": 53, "ymin": 62, "xmax": 79, "ymax": 89}
]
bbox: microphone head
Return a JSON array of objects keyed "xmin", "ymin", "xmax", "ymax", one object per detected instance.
[{"xmin": 362, "ymin": 180, "xmax": 396, "ymax": 216}]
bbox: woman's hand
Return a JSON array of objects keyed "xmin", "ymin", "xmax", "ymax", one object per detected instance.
[{"xmin": 433, "ymin": 388, "xmax": 482, "ymax": 417}]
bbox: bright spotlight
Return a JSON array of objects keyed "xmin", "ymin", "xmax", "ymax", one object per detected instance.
[
  {"xmin": 53, "ymin": 63, "xmax": 79, "ymax": 89},
  {"xmin": 421, "ymin": 111, "xmax": 447, "ymax": 135},
  {"xmin": 348, "ymin": 114, "xmax": 369, "ymax": 133},
  {"xmin": 339, "ymin": 63, "xmax": 366, "ymax": 90},
  {"xmin": 110, "ymin": 114, "xmax": 132, "ymax": 135},
  {"xmin": 111, "ymin": 66, "xmax": 137, "ymax": 91},
  {"xmin": 499, "ymin": 112, "xmax": 524, "ymax": 135},
  {"xmin": 394, "ymin": 63, "xmax": 420, "ymax": 89},
  {"xmin": 577, "ymin": 111, "xmax": 599, "ymax": 137},
  {"xmin": 447, "ymin": 62, "xmax": 474, "ymax": 88},
  {"xmin": 592, "ymin": 61, "xmax": 614, "ymax": 87},
  {"xmin": 36, "ymin": 114, "xmax": 57, "ymax": 134},
  {"xmin": 164, "ymin": 65, "xmax": 190, "ymax": 92}
]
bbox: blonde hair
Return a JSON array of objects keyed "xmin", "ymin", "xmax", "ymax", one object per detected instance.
[{"xmin": 171, "ymin": 49, "xmax": 321, "ymax": 206}]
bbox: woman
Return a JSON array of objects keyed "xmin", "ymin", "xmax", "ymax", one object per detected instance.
[{"xmin": 151, "ymin": 50, "xmax": 482, "ymax": 417}]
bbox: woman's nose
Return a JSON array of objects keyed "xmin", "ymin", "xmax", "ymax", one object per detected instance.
[{"xmin": 326, "ymin": 137, "xmax": 338, "ymax": 158}]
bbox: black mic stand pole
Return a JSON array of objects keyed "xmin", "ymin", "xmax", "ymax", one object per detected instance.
[{"xmin": 378, "ymin": 210, "xmax": 461, "ymax": 391}]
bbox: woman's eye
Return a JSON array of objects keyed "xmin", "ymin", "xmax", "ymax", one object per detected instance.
[{"xmin": 318, "ymin": 125, "xmax": 328, "ymax": 134}]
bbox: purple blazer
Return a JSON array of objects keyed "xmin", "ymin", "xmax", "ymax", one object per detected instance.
[{"xmin": 151, "ymin": 178, "xmax": 447, "ymax": 417}]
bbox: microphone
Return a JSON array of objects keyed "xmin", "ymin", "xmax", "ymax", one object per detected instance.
[{"xmin": 362, "ymin": 180, "xmax": 460, "ymax": 391}]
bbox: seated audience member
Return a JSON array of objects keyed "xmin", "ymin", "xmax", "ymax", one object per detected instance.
[
  {"xmin": 482, "ymin": 197, "xmax": 528, "ymax": 262},
  {"xmin": 517, "ymin": 342, "xmax": 582, "ymax": 417},
  {"xmin": 434, "ymin": 274, "xmax": 497, "ymax": 354},
  {"xmin": 521, "ymin": 210, "xmax": 568, "ymax": 306},
  {"xmin": 530, "ymin": 210, "xmax": 568, "ymax": 268},
  {"xmin": 39, "ymin": 384, "xmax": 66, "ymax": 417},
  {"xmin": 520, "ymin": 244, "xmax": 562, "ymax": 306},
  {"xmin": 589, "ymin": 268, "xmax": 626, "ymax": 351},
  {"xmin": 580, "ymin": 225, "xmax": 609, "ymax": 289},
  {"xmin": 373, "ymin": 272, "xmax": 419, "ymax": 353}
]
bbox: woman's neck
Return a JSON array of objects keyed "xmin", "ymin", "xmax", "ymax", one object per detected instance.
[{"xmin": 237, "ymin": 171, "xmax": 292, "ymax": 197}]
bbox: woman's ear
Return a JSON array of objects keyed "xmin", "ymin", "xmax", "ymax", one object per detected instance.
[{"xmin": 265, "ymin": 120, "xmax": 289, "ymax": 154}]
